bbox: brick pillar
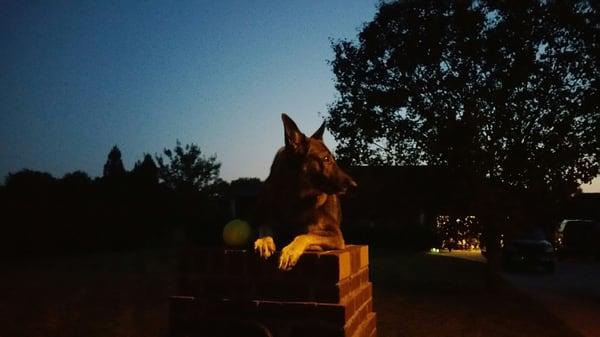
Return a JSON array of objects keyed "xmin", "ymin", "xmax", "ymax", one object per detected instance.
[{"xmin": 170, "ymin": 245, "xmax": 376, "ymax": 337}]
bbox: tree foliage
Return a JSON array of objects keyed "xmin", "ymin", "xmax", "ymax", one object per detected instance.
[
  {"xmin": 155, "ymin": 140, "xmax": 221, "ymax": 193},
  {"xmin": 103, "ymin": 145, "xmax": 126, "ymax": 179},
  {"xmin": 5, "ymin": 169, "xmax": 56, "ymax": 195},
  {"xmin": 131, "ymin": 154, "xmax": 159, "ymax": 186},
  {"xmin": 327, "ymin": 0, "xmax": 600, "ymax": 201}
]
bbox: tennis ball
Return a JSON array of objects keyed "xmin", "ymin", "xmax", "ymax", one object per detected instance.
[{"xmin": 223, "ymin": 219, "xmax": 251, "ymax": 247}]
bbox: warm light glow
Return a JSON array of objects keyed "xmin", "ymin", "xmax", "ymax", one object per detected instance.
[{"xmin": 435, "ymin": 215, "xmax": 481, "ymax": 250}]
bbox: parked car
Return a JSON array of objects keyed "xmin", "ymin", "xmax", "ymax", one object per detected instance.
[
  {"xmin": 502, "ymin": 228, "xmax": 556, "ymax": 273},
  {"xmin": 556, "ymin": 219, "xmax": 600, "ymax": 258}
]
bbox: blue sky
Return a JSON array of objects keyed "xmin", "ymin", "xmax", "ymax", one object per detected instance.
[
  {"xmin": 0, "ymin": 0, "xmax": 378, "ymax": 182},
  {"xmin": 1, "ymin": 1, "xmax": 599, "ymax": 192}
]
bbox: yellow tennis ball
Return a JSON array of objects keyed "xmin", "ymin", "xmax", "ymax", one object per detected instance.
[{"xmin": 223, "ymin": 219, "xmax": 251, "ymax": 247}]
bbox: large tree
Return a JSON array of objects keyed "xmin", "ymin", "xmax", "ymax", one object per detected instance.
[
  {"xmin": 155, "ymin": 140, "xmax": 221, "ymax": 193},
  {"xmin": 327, "ymin": 0, "xmax": 600, "ymax": 223}
]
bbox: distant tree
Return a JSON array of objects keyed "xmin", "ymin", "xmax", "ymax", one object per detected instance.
[
  {"xmin": 230, "ymin": 177, "xmax": 263, "ymax": 189},
  {"xmin": 204, "ymin": 178, "xmax": 230, "ymax": 198},
  {"xmin": 59, "ymin": 171, "xmax": 93, "ymax": 196},
  {"xmin": 228, "ymin": 177, "xmax": 264, "ymax": 219},
  {"xmin": 155, "ymin": 140, "xmax": 221, "ymax": 193},
  {"xmin": 327, "ymin": 0, "xmax": 600, "ymax": 280},
  {"xmin": 61, "ymin": 171, "xmax": 92, "ymax": 185},
  {"xmin": 229, "ymin": 177, "xmax": 263, "ymax": 199},
  {"xmin": 131, "ymin": 154, "xmax": 159, "ymax": 186},
  {"xmin": 103, "ymin": 145, "xmax": 126, "ymax": 179},
  {"xmin": 5, "ymin": 169, "xmax": 56, "ymax": 193}
]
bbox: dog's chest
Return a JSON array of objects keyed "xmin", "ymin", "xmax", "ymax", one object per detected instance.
[{"xmin": 276, "ymin": 194, "xmax": 336, "ymax": 226}]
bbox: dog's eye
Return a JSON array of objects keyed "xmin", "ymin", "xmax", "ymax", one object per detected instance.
[{"xmin": 323, "ymin": 155, "xmax": 331, "ymax": 163}]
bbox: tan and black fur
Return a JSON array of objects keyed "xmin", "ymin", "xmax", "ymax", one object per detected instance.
[{"xmin": 254, "ymin": 113, "xmax": 357, "ymax": 270}]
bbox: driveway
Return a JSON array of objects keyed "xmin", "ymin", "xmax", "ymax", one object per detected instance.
[
  {"xmin": 443, "ymin": 251, "xmax": 600, "ymax": 337},
  {"xmin": 503, "ymin": 259, "xmax": 600, "ymax": 337}
]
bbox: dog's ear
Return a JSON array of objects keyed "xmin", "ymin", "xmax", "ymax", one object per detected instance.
[
  {"xmin": 282, "ymin": 113, "xmax": 305, "ymax": 152},
  {"xmin": 311, "ymin": 120, "xmax": 326, "ymax": 140}
]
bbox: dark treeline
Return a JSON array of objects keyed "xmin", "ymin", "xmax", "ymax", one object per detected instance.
[{"xmin": 0, "ymin": 143, "xmax": 261, "ymax": 258}]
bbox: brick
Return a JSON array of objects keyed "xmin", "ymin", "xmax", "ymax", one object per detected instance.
[
  {"xmin": 350, "ymin": 273, "xmax": 360, "ymax": 291},
  {"xmin": 182, "ymin": 247, "xmax": 225, "ymax": 275},
  {"xmin": 365, "ymin": 313, "xmax": 376, "ymax": 336},
  {"xmin": 312, "ymin": 282, "xmax": 343, "ymax": 303},
  {"xmin": 203, "ymin": 277, "xmax": 231, "ymax": 299},
  {"xmin": 351, "ymin": 312, "xmax": 377, "ymax": 337},
  {"xmin": 356, "ymin": 283, "xmax": 372, "ymax": 309},
  {"xmin": 344, "ymin": 288, "xmax": 374, "ymax": 336},
  {"xmin": 215, "ymin": 250, "xmax": 229, "ymax": 275},
  {"xmin": 169, "ymin": 296, "xmax": 198, "ymax": 337},
  {"xmin": 338, "ymin": 277, "xmax": 353, "ymax": 300},
  {"xmin": 337, "ymin": 282, "xmax": 374, "ymax": 321},
  {"xmin": 358, "ymin": 245, "xmax": 369, "ymax": 269},
  {"xmin": 252, "ymin": 251, "xmax": 281, "ymax": 277},
  {"xmin": 291, "ymin": 251, "xmax": 321, "ymax": 276},
  {"xmin": 358, "ymin": 267, "xmax": 369, "ymax": 285},
  {"xmin": 172, "ymin": 245, "xmax": 376, "ymax": 337},
  {"xmin": 179, "ymin": 246, "xmax": 210, "ymax": 274},
  {"xmin": 255, "ymin": 300, "xmax": 346, "ymax": 324},
  {"xmin": 228, "ymin": 278, "xmax": 254, "ymax": 301},
  {"xmin": 319, "ymin": 250, "xmax": 351, "ymax": 281},
  {"xmin": 224, "ymin": 249, "xmax": 248, "ymax": 277},
  {"xmin": 255, "ymin": 280, "xmax": 311, "ymax": 302},
  {"xmin": 177, "ymin": 273, "xmax": 205, "ymax": 297},
  {"xmin": 346, "ymin": 301, "xmax": 369, "ymax": 337}
]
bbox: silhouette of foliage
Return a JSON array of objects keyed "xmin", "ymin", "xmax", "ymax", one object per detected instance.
[
  {"xmin": 131, "ymin": 153, "xmax": 159, "ymax": 186},
  {"xmin": 5, "ymin": 169, "xmax": 57, "ymax": 196},
  {"xmin": 204, "ymin": 178, "xmax": 230, "ymax": 198},
  {"xmin": 230, "ymin": 177, "xmax": 263, "ymax": 189},
  {"xmin": 229, "ymin": 177, "xmax": 264, "ymax": 220},
  {"xmin": 61, "ymin": 170, "xmax": 92, "ymax": 185},
  {"xmin": 1, "ymin": 139, "xmax": 231, "ymax": 257},
  {"xmin": 103, "ymin": 145, "xmax": 126, "ymax": 179},
  {"xmin": 155, "ymin": 140, "xmax": 221, "ymax": 193},
  {"xmin": 328, "ymin": 0, "xmax": 600, "ymax": 210}
]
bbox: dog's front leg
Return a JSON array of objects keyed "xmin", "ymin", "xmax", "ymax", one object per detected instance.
[
  {"xmin": 254, "ymin": 226, "xmax": 276, "ymax": 259},
  {"xmin": 279, "ymin": 233, "xmax": 343, "ymax": 270}
]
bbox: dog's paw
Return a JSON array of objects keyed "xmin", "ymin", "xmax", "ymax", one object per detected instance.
[
  {"xmin": 279, "ymin": 239, "xmax": 307, "ymax": 271},
  {"xmin": 254, "ymin": 236, "xmax": 276, "ymax": 259}
]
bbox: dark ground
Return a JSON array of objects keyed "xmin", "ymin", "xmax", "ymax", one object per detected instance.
[
  {"xmin": 504, "ymin": 258, "xmax": 600, "ymax": 337},
  {"xmin": 0, "ymin": 248, "xmax": 583, "ymax": 337},
  {"xmin": 371, "ymin": 249, "xmax": 582, "ymax": 337}
]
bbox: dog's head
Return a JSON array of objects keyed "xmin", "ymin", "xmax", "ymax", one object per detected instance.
[{"xmin": 281, "ymin": 113, "xmax": 357, "ymax": 195}]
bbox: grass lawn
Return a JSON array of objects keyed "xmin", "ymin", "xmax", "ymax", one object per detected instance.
[{"xmin": 0, "ymin": 248, "xmax": 582, "ymax": 337}]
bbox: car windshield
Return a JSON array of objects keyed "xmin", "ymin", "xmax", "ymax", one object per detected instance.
[{"xmin": 559, "ymin": 220, "xmax": 595, "ymax": 232}]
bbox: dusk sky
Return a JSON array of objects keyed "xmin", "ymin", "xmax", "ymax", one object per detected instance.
[
  {"xmin": 1, "ymin": 1, "xmax": 599, "ymax": 192},
  {"xmin": 1, "ymin": 0, "xmax": 377, "ymax": 182}
]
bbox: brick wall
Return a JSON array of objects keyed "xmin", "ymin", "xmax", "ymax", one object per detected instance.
[{"xmin": 170, "ymin": 245, "xmax": 376, "ymax": 337}]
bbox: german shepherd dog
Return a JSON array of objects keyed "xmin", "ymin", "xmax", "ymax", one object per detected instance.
[{"xmin": 254, "ymin": 114, "xmax": 357, "ymax": 270}]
